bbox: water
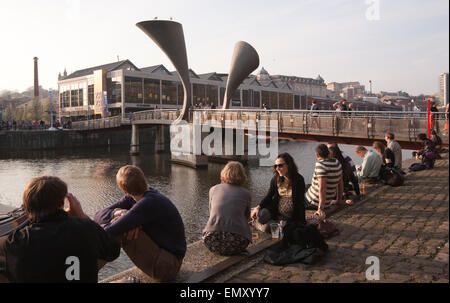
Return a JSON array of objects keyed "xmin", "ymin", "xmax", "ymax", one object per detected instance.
[{"xmin": 0, "ymin": 141, "xmax": 413, "ymax": 280}]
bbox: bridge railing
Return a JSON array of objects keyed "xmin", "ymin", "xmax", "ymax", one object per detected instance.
[
  {"xmin": 132, "ymin": 109, "xmax": 180, "ymax": 124},
  {"xmin": 188, "ymin": 109, "xmax": 448, "ymax": 143},
  {"xmin": 71, "ymin": 115, "xmax": 124, "ymax": 130},
  {"xmin": 71, "ymin": 109, "xmax": 448, "ymax": 143}
]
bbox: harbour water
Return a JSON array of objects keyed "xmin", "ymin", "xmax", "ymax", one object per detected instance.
[{"xmin": 0, "ymin": 141, "xmax": 413, "ymax": 280}]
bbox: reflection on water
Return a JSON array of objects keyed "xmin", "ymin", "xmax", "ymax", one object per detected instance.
[{"xmin": 0, "ymin": 141, "xmax": 413, "ymax": 280}]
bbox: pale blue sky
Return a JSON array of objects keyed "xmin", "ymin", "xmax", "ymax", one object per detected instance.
[{"xmin": 0, "ymin": 0, "xmax": 448, "ymax": 95}]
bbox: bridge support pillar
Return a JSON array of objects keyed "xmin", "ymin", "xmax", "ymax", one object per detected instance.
[
  {"xmin": 207, "ymin": 130, "xmax": 249, "ymax": 165},
  {"xmin": 170, "ymin": 122, "xmax": 208, "ymax": 168},
  {"xmin": 155, "ymin": 125, "xmax": 168, "ymax": 153},
  {"xmin": 130, "ymin": 124, "xmax": 140, "ymax": 155}
]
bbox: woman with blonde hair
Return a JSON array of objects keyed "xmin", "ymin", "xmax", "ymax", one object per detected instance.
[{"xmin": 202, "ymin": 161, "xmax": 252, "ymax": 255}]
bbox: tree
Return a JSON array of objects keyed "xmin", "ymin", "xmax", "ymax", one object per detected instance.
[
  {"xmin": 29, "ymin": 97, "xmax": 43, "ymax": 121},
  {"xmin": 3, "ymin": 103, "xmax": 13, "ymax": 122}
]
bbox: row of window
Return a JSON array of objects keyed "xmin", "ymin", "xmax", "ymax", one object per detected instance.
[{"xmin": 60, "ymin": 76, "xmax": 311, "ymax": 110}]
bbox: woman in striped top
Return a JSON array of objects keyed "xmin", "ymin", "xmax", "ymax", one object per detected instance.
[{"xmin": 305, "ymin": 144, "xmax": 344, "ymax": 218}]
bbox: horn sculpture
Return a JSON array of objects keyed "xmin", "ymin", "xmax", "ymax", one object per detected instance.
[
  {"xmin": 136, "ymin": 20, "xmax": 190, "ymax": 121},
  {"xmin": 222, "ymin": 41, "xmax": 260, "ymax": 109}
]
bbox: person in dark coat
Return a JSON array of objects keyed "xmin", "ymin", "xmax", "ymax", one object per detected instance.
[
  {"xmin": 251, "ymin": 153, "xmax": 306, "ymax": 233},
  {"xmin": 0, "ymin": 176, "xmax": 120, "ymax": 283}
]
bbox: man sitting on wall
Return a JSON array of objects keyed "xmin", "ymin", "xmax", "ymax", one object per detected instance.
[
  {"xmin": 354, "ymin": 146, "xmax": 382, "ymax": 183},
  {"xmin": 94, "ymin": 165, "xmax": 186, "ymax": 282},
  {"xmin": 0, "ymin": 176, "xmax": 120, "ymax": 283}
]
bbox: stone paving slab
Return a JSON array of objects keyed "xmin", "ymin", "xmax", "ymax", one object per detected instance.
[{"xmin": 227, "ymin": 155, "xmax": 449, "ymax": 283}]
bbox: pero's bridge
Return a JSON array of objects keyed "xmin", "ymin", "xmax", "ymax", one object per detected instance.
[{"xmin": 72, "ymin": 109, "xmax": 448, "ymax": 165}]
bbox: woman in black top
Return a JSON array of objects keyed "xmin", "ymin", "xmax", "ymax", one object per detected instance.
[
  {"xmin": 373, "ymin": 141, "xmax": 395, "ymax": 167},
  {"xmin": 251, "ymin": 153, "xmax": 306, "ymax": 233}
]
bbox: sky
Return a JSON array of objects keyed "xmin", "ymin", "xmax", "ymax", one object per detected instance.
[{"xmin": 0, "ymin": 0, "xmax": 448, "ymax": 96}]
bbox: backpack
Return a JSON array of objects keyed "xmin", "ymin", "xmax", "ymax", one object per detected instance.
[{"xmin": 380, "ymin": 166, "xmax": 404, "ymax": 186}]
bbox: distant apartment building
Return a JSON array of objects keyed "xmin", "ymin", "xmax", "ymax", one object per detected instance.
[
  {"xmin": 440, "ymin": 72, "xmax": 449, "ymax": 107},
  {"xmin": 256, "ymin": 67, "xmax": 327, "ymax": 97},
  {"xmin": 57, "ymin": 60, "xmax": 327, "ymax": 120},
  {"xmin": 326, "ymin": 81, "xmax": 365, "ymax": 100}
]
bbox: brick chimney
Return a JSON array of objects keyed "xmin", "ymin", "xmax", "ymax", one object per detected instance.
[{"xmin": 33, "ymin": 57, "xmax": 39, "ymax": 98}]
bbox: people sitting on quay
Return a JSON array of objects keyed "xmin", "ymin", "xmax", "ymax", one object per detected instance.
[
  {"xmin": 94, "ymin": 165, "xmax": 186, "ymax": 282},
  {"xmin": 416, "ymin": 133, "xmax": 440, "ymax": 169},
  {"xmin": 430, "ymin": 130, "xmax": 443, "ymax": 153},
  {"xmin": 328, "ymin": 144, "xmax": 360, "ymax": 205},
  {"xmin": 251, "ymin": 153, "xmax": 306, "ymax": 233},
  {"xmin": 373, "ymin": 141, "xmax": 395, "ymax": 168},
  {"xmin": 384, "ymin": 132, "xmax": 402, "ymax": 170},
  {"xmin": 305, "ymin": 144, "xmax": 343, "ymax": 215},
  {"xmin": 354, "ymin": 146, "xmax": 382, "ymax": 184},
  {"xmin": 328, "ymin": 142, "xmax": 357, "ymax": 176},
  {"xmin": 0, "ymin": 176, "xmax": 120, "ymax": 283},
  {"xmin": 202, "ymin": 162, "xmax": 252, "ymax": 256}
]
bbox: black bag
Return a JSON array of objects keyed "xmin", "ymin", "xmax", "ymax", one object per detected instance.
[
  {"xmin": 380, "ymin": 166, "xmax": 405, "ymax": 187},
  {"xmin": 306, "ymin": 215, "xmax": 340, "ymax": 239},
  {"xmin": 409, "ymin": 163, "xmax": 427, "ymax": 172},
  {"xmin": 263, "ymin": 223, "xmax": 328, "ymax": 266}
]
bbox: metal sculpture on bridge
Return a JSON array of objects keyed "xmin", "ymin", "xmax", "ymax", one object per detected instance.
[
  {"xmin": 136, "ymin": 20, "xmax": 191, "ymax": 122},
  {"xmin": 222, "ymin": 41, "xmax": 260, "ymax": 109},
  {"xmin": 137, "ymin": 20, "xmax": 260, "ymax": 118}
]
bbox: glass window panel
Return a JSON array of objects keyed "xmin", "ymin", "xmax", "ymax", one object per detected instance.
[
  {"xmin": 193, "ymin": 84, "xmax": 206, "ymax": 106},
  {"xmin": 78, "ymin": 89, "xmax": 84, "ymax": 106},
  {"xmin": 125, "ymin": 76, "xmax": 143, "ymax": 104},
  {"xmin": 108, "ymin": 77, "xmax": 122, "ymax": 104},
  {"xmin": 206, "ymin": 85, "xmax": 218, "ymax": 107},
  {"xmin": 253, "ymin": 91, "xmax": 260, "ymax": 108},
  {"xmin": 70, "ymin": 90, "xmax": 79, "ymax": 107},
  {"xmin": 177, "ymin": 84, "xmax": 184, "ymax": 106},
  {"xmin": 294, "ymin": 95, "xmax": 300, "ymax": 109},
  {"xmin": 269, "ymin": 91, "xmax": 278, "ymax": 109},
  {"xmin": 279, "ymin": 92, "xmax": 292, "ymax": 109},
  {"xmin": 144, "ymin": 78, "xmax": 159, "ymax": 104},
  {"xmin": 220, "ymin": 87, "xmax": 225, "ymax": 107},
  {"xmin": 88, "ymin": 85, "xmax": 94, "ymax": 105},
  {"xmin": 242, "ymin": 90, "xmax": 250, "ymax": 107},
  {"xmin": 261, "ymin": 91, "xmax": 270, "ymax": 108},
  {"xmin": 231, "ymin": 89, "xmax": 241, "ymax": 107},
  {"xmin": 162, "ymin": 80, "xmax": 177, "ymax": 105}
]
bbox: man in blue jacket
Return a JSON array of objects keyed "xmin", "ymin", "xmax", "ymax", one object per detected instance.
[{"xmin": 94, "ymin": 165, "xmax": 186, "ymax": 282}]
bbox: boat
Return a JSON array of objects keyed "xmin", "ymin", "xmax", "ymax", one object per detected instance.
[{"xmin": 0, "ymin": 207, "xmax": 29, "ymax": 237}]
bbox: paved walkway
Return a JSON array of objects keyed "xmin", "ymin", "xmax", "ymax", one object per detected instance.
[{"xmin": 228, "ymin": 156, "xmax": 449, "ymax": 283}]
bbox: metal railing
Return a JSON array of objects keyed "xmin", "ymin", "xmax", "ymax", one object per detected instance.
[
  {"xmin": 67, "ymin": 109, "xmax": 449, "ymax": 143},
  {"xmin": 71, "ymin": 115, "xmax": 123, "ymax": 130}
]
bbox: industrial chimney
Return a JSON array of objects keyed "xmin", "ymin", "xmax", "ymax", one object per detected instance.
[{"xmin": 33, "ymin": 57, "xmax": 39, "ymax": 98}]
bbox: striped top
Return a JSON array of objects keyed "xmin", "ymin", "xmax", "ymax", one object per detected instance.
[{"xmin": 306, "ymin": 158, "xmax": 342, "ymax": 207}]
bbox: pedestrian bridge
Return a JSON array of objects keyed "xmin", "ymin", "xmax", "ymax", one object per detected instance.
[{"xmin": 72, "ymin": 109, "xmax": 448, "ymax": 150}]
